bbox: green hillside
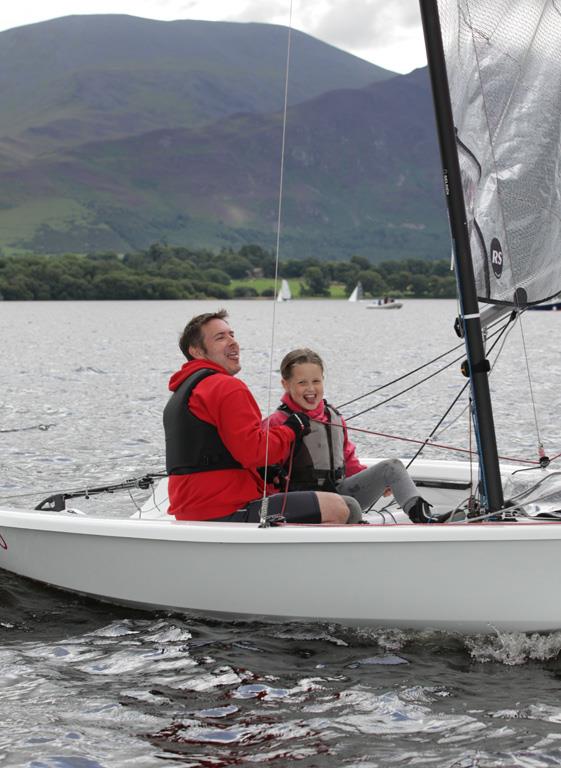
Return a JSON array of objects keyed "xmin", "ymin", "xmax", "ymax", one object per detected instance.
[
  {"xmin": 0, "ymin": 66, "xmax": 447, "ymax": 259},
  {"xmin": 0, "ymin": 15, "xmax": 393, "ymax": 162},
  {"xmin": 0, "ymin": 16, "xmax": 448, "ymax": 260}
]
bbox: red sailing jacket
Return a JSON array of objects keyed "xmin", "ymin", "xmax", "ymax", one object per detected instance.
[{"xmin": 166, "ymin": 359, "xmax": 295, "ymax": 520}]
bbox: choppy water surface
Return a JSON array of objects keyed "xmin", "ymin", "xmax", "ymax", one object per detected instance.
[{"xmin": 2, "ymin": 299, "xmax": 561, "ymax": 767}]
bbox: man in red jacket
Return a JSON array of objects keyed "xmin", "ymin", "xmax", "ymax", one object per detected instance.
[{"xmin": 164, "ymin": 310, "xmax": 359, "ymax": 524}]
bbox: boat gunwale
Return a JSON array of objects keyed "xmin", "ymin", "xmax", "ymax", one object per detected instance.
[{"xmin": 2, "ymin": 507, "xmax": 561, "ymax": 543}]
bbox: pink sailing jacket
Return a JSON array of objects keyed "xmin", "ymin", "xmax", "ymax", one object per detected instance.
[{"xmin": 263, "ymin": 393, "xmax": 366, "ymax": 478}]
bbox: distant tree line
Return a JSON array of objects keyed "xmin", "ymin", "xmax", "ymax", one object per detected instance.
[{"xmin": 0, "ymin": 244, "xmax": 456, "ymax": 300}]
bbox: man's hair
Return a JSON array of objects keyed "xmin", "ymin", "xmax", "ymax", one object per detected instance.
[
  {"xmin": 280, "ymin": 348, "xmax": 325, "ymax": 380},
  {"xmin": 179, "ymin": 309, "xmax": 229, "ymax": 360}
]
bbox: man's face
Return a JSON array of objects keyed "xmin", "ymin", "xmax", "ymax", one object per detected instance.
[{"xmin": 190, "ymin": 318, "xmax": 241, "ymax": 375}]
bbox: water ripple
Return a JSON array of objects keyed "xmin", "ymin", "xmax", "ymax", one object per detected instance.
[{"xmin": 3, "ymin": 301, "xmax": 561, "ymax": 766}]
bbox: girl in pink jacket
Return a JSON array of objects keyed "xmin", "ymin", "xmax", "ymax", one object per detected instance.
[{"xmin": 264, "ymin": 348, "xmax": 434, "ymax": 523}]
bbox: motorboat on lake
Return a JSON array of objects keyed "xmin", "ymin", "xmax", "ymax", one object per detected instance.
[{"xmin": 366, "ymin": 297, "xmax": 403, "ymax": 309}]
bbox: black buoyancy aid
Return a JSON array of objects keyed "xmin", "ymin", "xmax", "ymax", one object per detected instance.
[
  {"xmin": 163, "ymin": 368, "xmax": 242, "ymax": 475},
  {"xmin": 279, "ymin": 401, "xmax": 346, "ymax": 492}
]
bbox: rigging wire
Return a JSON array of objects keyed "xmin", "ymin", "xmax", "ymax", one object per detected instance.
[
  {"xmin": 467, "ymin": 394, "xmax": 475, "ymax": 508},
  {"xmin": 344, "ymin": 351, "xmax": 466, "ymax": 421},
  {"xmin": 342, "ymin": 310, "xmax": 516, "ymax": 423},
  {"xmin": 404, "ymin": 380, "xmax": 470, "ymax": 469},
  {"xmin": 517, "ymin": 314, "xmax": 545, "ymax": 454},
  {"xmin": 435, "ymin": 309, "xmax": 519, "ymax": 440},
  {"xmin": 336, "ymin": 339, "xmax": 466, "ymax": 409},
  {"xmin": 430, "ymin": 319, "xmax": 516, "ymax": 442},
  {"xmin": 260, "ymin": 0, "xmax": 294, "ymax": 527},
  {"xmin": 506, "ymin": 470, "xmax": 561, "ymax": 503},
  {"xmin": 135, "ymin": 483, "xmax": 169, "ymax": 519},
  {"xmin": 324, "ymin": 310, "xmax": 539, "ymax": 467},
  {"xmin": 339, "ymin": 422, "xmax": 539, "ymax": 465},
  {"xmin": 407, "ymin": 312, "xmax": 520, "ymax": 468},
  {"xmin": 127, "ymin": 487, "xmax": 145, "ymax": 515}
]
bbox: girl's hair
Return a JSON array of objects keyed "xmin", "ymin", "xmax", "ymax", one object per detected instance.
[{"xmin": 280, "ymin": 348, "xmax": 325, "ymax": 380}]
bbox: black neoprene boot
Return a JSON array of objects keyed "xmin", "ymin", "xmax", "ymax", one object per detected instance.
[
  {"xmin": 407, "ymin": 497, "xmax": 451, "ymax": 524},
  {"xmin": 407, "ymin": 497, "xmax": 434, "ymax": 524}
]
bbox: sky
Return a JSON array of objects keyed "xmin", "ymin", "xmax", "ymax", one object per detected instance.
[{"xmin": 0, "ymin": 0, "xmax": 428, "ymax": 74}]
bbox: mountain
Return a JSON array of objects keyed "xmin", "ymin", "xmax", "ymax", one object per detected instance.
[
  {"xmin": 0, "ymin": 16, "xmax": 447, "ymax": 260},
  {"xmin": 0, "ymin": 15, "xmax": 393, "ymax": 164}
]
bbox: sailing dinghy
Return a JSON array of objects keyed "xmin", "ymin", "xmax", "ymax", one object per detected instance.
[
  {"xmin": 348, "ymin": 282, "xmax": 363, "ymax": 302},
  {"xmin": 3, "ymin": 0, "xmax": 561, "ymax": 633},
  {"xmin": 276, "ymin": 279, "xmax": 292, "ymax": 302}
]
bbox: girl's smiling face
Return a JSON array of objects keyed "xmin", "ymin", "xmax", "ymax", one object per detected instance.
[{"xmin": 282, "ymin": 362, "xmax": 324, "ymax": 411}]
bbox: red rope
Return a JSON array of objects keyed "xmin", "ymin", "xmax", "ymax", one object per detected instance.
[
  {"xmin": 315, "ymin": 418, "xmax": 543, "ymax": 466},
  {"xmin": 280, "ymin": 440, "xmax": 297, "ymax": 517}
]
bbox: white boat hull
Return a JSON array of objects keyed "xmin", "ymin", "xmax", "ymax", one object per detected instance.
[
  {"xmin": 366, "ymin": 300, "xmax": 403, "ymax": 309},
  {"xmin": 2, "ymin": 459, "xmax": 561, "ymax": 633}
]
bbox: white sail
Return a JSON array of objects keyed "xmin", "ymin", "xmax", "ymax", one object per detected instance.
[
  {"xmin": 438, "ymin": 0, "xmax": 561, "ymax": 307},
  {"xmin": 276, "ymin": 279, "xmax": 292, "ymax": 302},
  {"xmin": 348, "ymin": 282, "xmax": 363, "ymax": 302}
]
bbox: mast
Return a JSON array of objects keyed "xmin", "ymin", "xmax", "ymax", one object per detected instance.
[{"xmin": 419, "ymin": 0, "xmax": 504, "ymax": 512}]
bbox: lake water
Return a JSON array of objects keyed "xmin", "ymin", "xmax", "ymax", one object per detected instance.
[{"xmin": 2, "ymin": 298, "xmax": 561, "ymax": 767}]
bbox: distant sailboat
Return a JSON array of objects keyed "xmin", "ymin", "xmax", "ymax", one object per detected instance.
[
  {"xmin": 277, "ymin": 279, "xmax": 292, "ymax": 302},
  {"xmin": 348, "ymin": 282, "xmax": 363, "ymax": 302}
]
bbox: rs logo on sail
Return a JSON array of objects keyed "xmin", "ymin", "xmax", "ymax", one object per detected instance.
[{"xmin": 490, "ymin": 237, "xmax": 503, "ymax": 278}]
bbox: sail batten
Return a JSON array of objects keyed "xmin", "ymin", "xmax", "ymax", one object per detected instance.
[{"xmin": 439, "ymin": 0, "xmax": 561, "ymax": 306}]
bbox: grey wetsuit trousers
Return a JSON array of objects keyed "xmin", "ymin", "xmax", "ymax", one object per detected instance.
[{"xmin": 336, "ymin": 458, "xmax": 419, "ymax": 512}]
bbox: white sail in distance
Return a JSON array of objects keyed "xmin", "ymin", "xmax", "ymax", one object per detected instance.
[
  {"xmin": 348, "ymin": 282, "xmax": 363, "ymax": 302},
  {"xmin": 277, "ymin": 279, "xmax": 292, "ymax": 302}
]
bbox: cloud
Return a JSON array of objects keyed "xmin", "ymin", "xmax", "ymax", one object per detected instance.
[
  {"xmin": 0, "ymin": 0, "xmax": 427, "ymax": 73},
  {"xmin": 313, "ymin": 1, "xmax": 421, "ymax": 51},
  {"xmin": 224, "ymin": 0, "xmax": 426, "ymax": 72},
  {"xmin": 222, "ymin": 0, "xmax": 291, "ymax": 25}
]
